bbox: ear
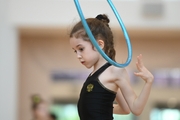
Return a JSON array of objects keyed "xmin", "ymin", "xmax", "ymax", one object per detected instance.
[{"xmin": 97, "ymin": 40, "xmax": 104, "ymax": 49}]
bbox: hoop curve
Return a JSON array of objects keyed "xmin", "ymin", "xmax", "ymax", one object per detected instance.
[{"xmin": 74, "ymin": 0, "xmax": 132, "ymax": 68}]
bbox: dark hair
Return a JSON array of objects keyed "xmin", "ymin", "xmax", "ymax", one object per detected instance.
[
  {"xmin": 31, "ymin": 94, "xmax": 44, "ymax": 110},
  {"xmin": 70, "ymin": 14, "xmax": 116, "ymax": 60}
]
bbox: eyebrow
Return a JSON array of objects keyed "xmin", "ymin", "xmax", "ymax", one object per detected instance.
[
  {"xmin": 72, "ymin": 44, "xmax": 83, "ymax": 50},
  {"xmin": 76, "ymin": 44, "xmax": 83, "ymax": 48}
]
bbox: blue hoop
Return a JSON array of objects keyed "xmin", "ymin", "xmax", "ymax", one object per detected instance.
[{"xmin": 74, "ymin": 0, "xmax": 132, "ymax": 68}]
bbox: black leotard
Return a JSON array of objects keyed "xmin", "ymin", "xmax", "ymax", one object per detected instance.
[{"xmin": 77, "ymin": 63, "xmax": 116, "ymax": 120}]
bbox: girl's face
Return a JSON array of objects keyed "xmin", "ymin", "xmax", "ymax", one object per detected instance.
[
  {"xmin": 70, "ymin": 37, "xmax": 100, "ymax": 68},
  {"xmin": 34, "ymin": 103, "xmax": 49, "ymax": 119}
]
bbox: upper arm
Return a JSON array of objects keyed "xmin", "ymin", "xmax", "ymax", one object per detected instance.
[
  {"xmin": 114, "ymin": 68, "xmax": 137, "ymax": 111},
  {"xmin": 113, "ymin": 89, "xmax": 130, "ymax": 114}
]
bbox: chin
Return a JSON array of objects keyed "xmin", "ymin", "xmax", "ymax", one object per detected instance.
[
  {"xmin": 84, "ymin": 63, "xmax": 93, "ymax": 69},
  {"xmin": 85, "ymin": 66, "xmax": 92, "ymax": 69}
]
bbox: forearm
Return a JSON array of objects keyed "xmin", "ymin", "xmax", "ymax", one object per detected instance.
[{"xmin": 132, "ymin": 81, "xmax": 152, "ymax": 115}]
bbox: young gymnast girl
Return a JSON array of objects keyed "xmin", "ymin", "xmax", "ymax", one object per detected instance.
[
  {"xmin": 31, "ymin": 94, "xmax": 56, "ymax": 120},
  {"xmin": 31, "ymin": 95, "xmax": 49, "ymax": 120},
  {"xmin": 70, "ymin": 14, "xmax": 154, "ymax": 120}
]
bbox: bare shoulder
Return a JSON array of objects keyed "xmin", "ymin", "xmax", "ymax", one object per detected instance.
[{"xmin": 108, "ymin": 65, "xmax": 128, "ymax": 80}]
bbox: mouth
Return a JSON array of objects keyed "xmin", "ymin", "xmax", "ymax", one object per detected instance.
[{"xmin": 81, "ymin": 61, "xmax": 85, "ymax": 64}]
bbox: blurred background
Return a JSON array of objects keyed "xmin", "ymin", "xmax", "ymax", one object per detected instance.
[{"xmin": 0, "ymin": 0, "xmax": 180, "ymax": 120}]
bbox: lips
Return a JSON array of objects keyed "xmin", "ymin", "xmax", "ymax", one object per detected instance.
[{"xmin": 81, "ymin": 61, "xmax": 85, "ymax": 64}]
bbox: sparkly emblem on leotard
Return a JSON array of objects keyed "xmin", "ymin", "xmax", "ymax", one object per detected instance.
[{"xmin": 87, "ymin": 84, "xmax": 94, "ymax": 92}]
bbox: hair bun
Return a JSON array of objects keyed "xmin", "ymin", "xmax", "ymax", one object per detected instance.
[
  {"xmin": 96, "ymin": 14, "xmax": 110, "ymax": 24},
  {"xmin": 31, "ymin": 94, "xmax": 42, "ymax": 104}
]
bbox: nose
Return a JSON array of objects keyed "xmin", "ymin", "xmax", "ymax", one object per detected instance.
[{"xmin": 77, "ymin": 52, "xmax": 82, "ymax": 59}]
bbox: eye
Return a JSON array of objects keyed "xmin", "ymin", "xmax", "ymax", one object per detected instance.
[
  {"xmin": 79, "ymin": 47, "xmax": 84, "ymax": 52},
  {"xmin": 74, "ymin": 50, "xmax": 77, "ymax": 53}
]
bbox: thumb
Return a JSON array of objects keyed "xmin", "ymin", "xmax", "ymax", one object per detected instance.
[{"xmin": 134, "ymin": 72, "xmax": 143, "ymax": 77}]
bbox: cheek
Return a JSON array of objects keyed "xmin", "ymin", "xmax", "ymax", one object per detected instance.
[
  {"xmin": 86, "ymin": 49, "xmax": 99, "ymax": 60},
  {"xmin": 85, "ymin": 47, "xmax": 97, "ymax": 56},
  {"xmin": 36, "ymin": 106, "xmax": 48, "ymax": 115},
  {"xmin": 36, "ymin": 110, "xmax": 47, "ymax": 117}
]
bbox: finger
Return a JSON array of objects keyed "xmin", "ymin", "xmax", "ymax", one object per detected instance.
[
  {"xmin": 136, "ymin": 62, "xmax": 141, "ymax": 71},
  {"xmin": 137, "ymin": 54, "xmax": 144, "ymax": 68},
  {"xmin": 134, "ymin": 72, "xmax": 143, "ymax": 77}
]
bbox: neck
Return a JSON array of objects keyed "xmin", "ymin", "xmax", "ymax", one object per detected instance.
[{"xmin": 92, "ymin": 57, "xmax": 107, "ymax": 73}]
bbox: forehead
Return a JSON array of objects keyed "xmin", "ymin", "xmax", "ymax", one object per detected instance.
[
  {"xmin": 37, "ymin": 103, "xmax": 47, "ymax": 109},
  {"xmin": 70, "ymin": 37, "xmax": 90, "ymax": 47}
]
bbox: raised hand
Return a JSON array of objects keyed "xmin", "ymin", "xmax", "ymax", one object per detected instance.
[{"xmin": 134, "ymin": 54, "xmax": 154, "ymax": 83}]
